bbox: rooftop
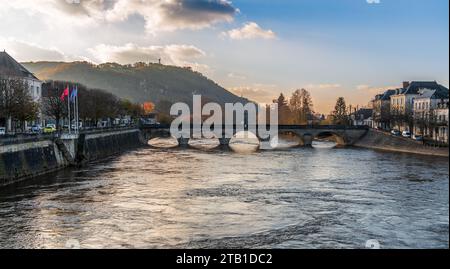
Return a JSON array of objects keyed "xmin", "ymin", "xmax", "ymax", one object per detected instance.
[
  {"xmin": 403, "ymin": 81, "xmax": 448, "ymax": 95},
  {"xmin": 0, "ymin": 51, "xmax": 38, "ymax": 80}
]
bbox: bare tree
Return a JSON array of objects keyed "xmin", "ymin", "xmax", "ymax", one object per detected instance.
[
  {"xmin": 0, "ymin": 77, "xmax": 38, "ymax": 132},
  {"xmin": 41, "ymin": 81, "xmax": 67, "ymax": 131}
]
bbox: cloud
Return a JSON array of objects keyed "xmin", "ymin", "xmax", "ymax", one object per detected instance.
[
  {"xmin": 3, "ymin": 0, "xmax": 239, "ymax": 33},
  {"xmin": 356, "ymin": 84, "xmax": 398, "ymax": 95},
  {"xmin": 305, "ymin": 83, "xmax": 342, "ymax": 90},
  {"xmin": 0, "ymin": 38, "xmax": 85, "ymax": 62},
  {"xmin": 222, "ymin": 22, "xmax": 276, "ymax": 40},
  {"xmin": 229, "ymin": 85, "xmax": 277, "ymax": 103},
  {"xmin": 227, "ymin": 72, "xmax": 247, "ymax": 80},
  {"xmin": 356, "ymin": 84, "xmax": 371, "ymax": 90},
  {"xmin": 87, "ymin": 43, "xmax": 209, "ymax": 72},
  {"xmin": 366, "ymin": 0, "xmax": 381, "ymax": 4}
]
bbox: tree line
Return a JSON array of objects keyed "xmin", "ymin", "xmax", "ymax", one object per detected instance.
[
  {"xmin": 270, "ymin": 88, "xmax": 351, "ymax": 125},
  {"xmin": 42, "ymin": 81, "xmax": 146, "ymax": 130}
]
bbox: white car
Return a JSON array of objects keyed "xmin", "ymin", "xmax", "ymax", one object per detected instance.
[
  {"xmin": 402, "ymin": 131, "xmax": 411, "ymax": 138},
  {"xmin": 0, "ymin": 127, "xmax": 5, "ymax": 136}
]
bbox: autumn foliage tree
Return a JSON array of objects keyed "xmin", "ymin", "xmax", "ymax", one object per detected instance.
[{"xmin": 142, "ymin": 102, "xmax": 155, "ymax": 115}]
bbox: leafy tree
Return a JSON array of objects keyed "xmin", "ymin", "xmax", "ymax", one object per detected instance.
[{"xmin": 142, "ymin": 102, "xmax": 155, "ymax": 115}]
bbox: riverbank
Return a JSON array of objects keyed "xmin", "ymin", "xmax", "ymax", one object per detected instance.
[
  {"xmin": 354, "ymin": 129, "xmax": 449, "ymax": 157},
  {"xmin": 0, "ymin": 128, "xmax": 144, "ymax": 186}
]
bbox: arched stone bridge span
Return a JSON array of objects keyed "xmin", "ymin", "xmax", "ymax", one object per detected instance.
[{"xmin": 139, "ymin": 124, "xmax": 369, "ymax": 148}]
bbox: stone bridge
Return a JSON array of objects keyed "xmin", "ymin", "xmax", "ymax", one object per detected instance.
[{"xmin": 139, "ymin": 124, "xmax": 369, "ymax": 148}]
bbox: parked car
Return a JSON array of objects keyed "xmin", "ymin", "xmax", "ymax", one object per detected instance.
[
  {"xmin": 44, "ymin": 124, "xmax": 56, "ymax": 133},
  {"xmin": 402, "ymin": 131, "xmax": 411, "ymax": 138},
  {"xmin": 31, "ymin": 125, "xmax": 42, "ymax": 134},
  {"xmin": 412, "ymin": 134, "xmax": 424, "ymax": 141},
  {"xmin": 71, "ymin": 121, "xmax": 83, "ymax": 130},
  {"xmin": 0, "ymin": 127, "xmax": 6, "ymax": 136},
  {"xmin": 391, "ymin": 129, "xmax": 401, "ymax": 136}
]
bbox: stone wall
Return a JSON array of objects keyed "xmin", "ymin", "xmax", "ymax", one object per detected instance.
[
  {"xmin": 0, "ymin": 129, "xmax": 144, "ymax": 186},
  {"xmin": 354, "ymin": 129, "xmax": 449, "ymax": 157},
  {"xmin": 77, "ymin": 129, "xmax": 143, "ymax": 163},
  {"xmin": 0, "ymin": 139, "xmax": 67, "ymax": 186}
]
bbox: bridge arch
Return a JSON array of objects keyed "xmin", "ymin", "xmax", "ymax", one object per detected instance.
[
  {"xmin": 275, "ymin": 130, "xmax": 305, "ymax": 147},
  {"xmin": 313, "ymin": 131, "xmax": 346, "ymax": 147}
]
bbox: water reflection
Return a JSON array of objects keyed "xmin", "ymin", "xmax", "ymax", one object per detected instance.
[{"xmin": 0, "ymin": 140, "xmax": 448, "ymax": 249}]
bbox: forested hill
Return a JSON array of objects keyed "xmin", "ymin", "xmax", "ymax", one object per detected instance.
[{"xmin": 22, "ymin": 61, "xmax": 248, "ymax": 106}]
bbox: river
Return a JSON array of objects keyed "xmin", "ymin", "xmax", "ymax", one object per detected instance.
[{"xmin": 0, "ymin": 138, "xmax": 448, "ymax": 249}]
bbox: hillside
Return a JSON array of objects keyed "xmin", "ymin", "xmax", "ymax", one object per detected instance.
[{"xmin": 22, "ymin": 61, "xmax": 248, "ymax": 106}]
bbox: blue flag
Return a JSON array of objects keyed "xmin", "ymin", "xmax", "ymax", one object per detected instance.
[{"xmin": 70, "ymin": 86, "xmax": 78, "ymax": 102}]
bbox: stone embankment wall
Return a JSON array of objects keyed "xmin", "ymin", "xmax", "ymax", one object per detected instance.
[
  {"xmin": 0, "ymin": 129, "xmax": 144, "ymax": 186},
  {"xmin": 0, "ymin": 137, "xmax": 67, "ymax": 186},
  {"xmin": 77, "ymin": 129, "xmax": 143, "ymax": 163},
  {"xmin": 354, "ymin": 129, "xmax": 449, "ymax": 157}
]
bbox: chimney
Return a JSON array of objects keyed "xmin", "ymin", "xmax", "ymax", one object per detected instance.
[{"xmin": 403, "ymin": 81, "xmax": 410, "ymax": 89}]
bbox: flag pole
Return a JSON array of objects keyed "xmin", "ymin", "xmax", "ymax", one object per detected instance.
[
  {"xmin": 73, "ymin": 86, "xmax": 77, "ymax": 134},
  {"xmin": 76, "ymin": 86, "xmax": 79, "ymax": 134},
  {"xmin": 68, "ymin": 85, "xmax": 71, "ymax": 134}
]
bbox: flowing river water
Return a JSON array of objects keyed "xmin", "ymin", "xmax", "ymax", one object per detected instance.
[{"xmin": 0, "ymin": 137, "xmax": 448, "ymax": 249}]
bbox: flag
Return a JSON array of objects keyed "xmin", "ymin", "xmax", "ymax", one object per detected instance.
[
  {"xmin": 60, "ymin": 87, "xmax": 69, "ymax": 101},
  {"xmin": 70, "ymin": 86, "xmax": 78, "ymax": 102}
]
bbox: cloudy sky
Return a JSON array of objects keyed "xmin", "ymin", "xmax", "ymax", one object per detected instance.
[{"xmin": 0, "ymin": 0, "xmax": 448, "ymax": 113}]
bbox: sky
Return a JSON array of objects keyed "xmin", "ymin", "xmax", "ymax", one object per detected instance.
[{"xmin": 0, "ymin": 0, "xmax": 448, "ymax": 113}]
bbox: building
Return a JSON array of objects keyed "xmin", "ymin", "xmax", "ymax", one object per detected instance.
[
  {"xmin": 433, "ymin": 101, "xmax": 449, "ymax": 144},
  {"xmin": 350, "ymin": 108, "xmax": 373, "ymax": 126},
  {"xmin": 390, "ymin": 81, "xmax": 448, "ymax": 131},
  {"xmin": 0, "ymin": 51, "xmax": 43, "ymax": 131},
  {"xmin": 413, "ymin": 89, "xmax": 449, "ymax": 137},
  {"xmin": 371, "ymin": 89, "xmax": 398, "ymax": 130}
]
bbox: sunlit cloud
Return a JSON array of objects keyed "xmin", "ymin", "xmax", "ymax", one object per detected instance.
[
  {"xmin": 366, "ymin": 0, "xmax": 381, "ymax": 4},
  {"xmin": 222, "ymin": 22, "xmax": 276, "ymax": 40},
  {"xmin": 229, "ymin": 85, "xmax": 277, "ymax": 103},
  {"xmin": 356, "ymin": 84, "xmax": 399, "ymax": 95},
  {"xmin": 305, "ymin": 83, "xmax": 342, "ymax": 90}
]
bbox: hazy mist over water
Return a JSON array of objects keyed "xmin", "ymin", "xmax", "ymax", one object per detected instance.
[{"xmin": 0, "ymin": 138, "xmax": 448, "ymax": 249}]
